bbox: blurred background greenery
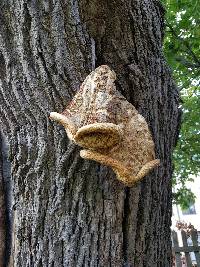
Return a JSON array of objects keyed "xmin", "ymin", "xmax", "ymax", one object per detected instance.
[{"xmin": 162, "ymin": 0, "xmax": 200, "ymax": 209}]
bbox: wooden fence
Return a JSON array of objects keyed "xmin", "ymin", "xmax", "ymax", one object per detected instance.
[{"xmin": 172, "ymin": 230, "xmax": 200, "ymax": 267}]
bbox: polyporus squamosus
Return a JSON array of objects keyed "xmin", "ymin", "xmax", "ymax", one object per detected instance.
[{"xmin": 50, "ymin": 65, "xmax": 160, "ymax": 186}]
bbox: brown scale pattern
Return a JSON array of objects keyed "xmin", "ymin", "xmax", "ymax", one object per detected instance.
[{"xmin": 50, "ymin": 65, "xmax": 160, "ymax": 186}]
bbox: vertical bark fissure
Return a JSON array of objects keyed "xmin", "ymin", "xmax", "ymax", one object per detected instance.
[{"xmin": 122, "ymin": 188, "xmax": 130, "ymax": 265}]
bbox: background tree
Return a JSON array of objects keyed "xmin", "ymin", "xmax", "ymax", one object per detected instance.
[
  {"xmin": 0, "ymin": 0, "xmax": 180, "ymax": 266},
  {"xmin": 162, "ymin": 0, "xmax": 200, "ymax": 208}
]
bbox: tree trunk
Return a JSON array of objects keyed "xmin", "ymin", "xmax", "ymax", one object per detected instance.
[
  {"xmin": 0, "ymin": 133, "xmax": 12, "ymax": 267},
  {"xmin": 0, "ymin": 134, "xmax": 6, "ymax": 266},
  {"xmin": 0, "ymin": 0, "xmax": 180, "ymax": 266}
]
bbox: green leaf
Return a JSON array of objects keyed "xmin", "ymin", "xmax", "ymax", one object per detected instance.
[{"xmin": 162, "ymin": 0, "xmax": 200, "ymax": 208}]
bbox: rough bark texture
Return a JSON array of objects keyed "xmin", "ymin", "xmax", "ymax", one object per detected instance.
[
  {"xmin": 0, "ymin": 132, "xmax": 12, "ymax": 267},
  {"xmin": 0, "ymin": 134, "xmax": 6, "ymax": 266},
  {"xmin": 0, "ymin": 0, "xmax": 180, "ymax": 266}
]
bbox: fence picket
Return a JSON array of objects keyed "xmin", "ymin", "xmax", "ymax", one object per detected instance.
[
  {"xmin": 191, "ymin": 230, "xmax": 200, "ymax": 266},
  {"xmin": 172, "ymin": 230, "xmax": 182, "ymax": 267},
  {"xmin": 172, "ymin": 230, "xmax": 200, "ymax": 267},
  {"xmin": 181, "ymin": 230, "xmax": 193, "ymax": 267}
]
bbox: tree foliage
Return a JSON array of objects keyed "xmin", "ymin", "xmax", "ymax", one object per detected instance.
[{"xmin": 162, "ymin": 0, "xmax": 200, "ymax": 209}]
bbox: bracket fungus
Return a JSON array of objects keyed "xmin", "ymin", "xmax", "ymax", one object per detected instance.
[{"xmin": 50, "ymin": 65, "xmax": 160, "ymax": 186}]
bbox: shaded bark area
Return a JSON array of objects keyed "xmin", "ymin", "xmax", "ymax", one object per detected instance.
[
  {"xmin": 0, "ymin": 0, "xmax": 180, "ymax": 266},
  {"xmin": 0, "ymin": 133, "xmax": 12, "ymax": 267}
]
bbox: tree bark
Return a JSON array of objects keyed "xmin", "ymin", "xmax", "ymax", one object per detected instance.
[
  {"xmin": 0, "ymin": 0, "xmax": 180, "ymax": 266},
  {"xmin": 0, "ymin": 134, "xmax": 6, "ymax": 266},
  {"xmin": 0, "ymin": 133, "xmax": 12, "ymax": 267}
]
